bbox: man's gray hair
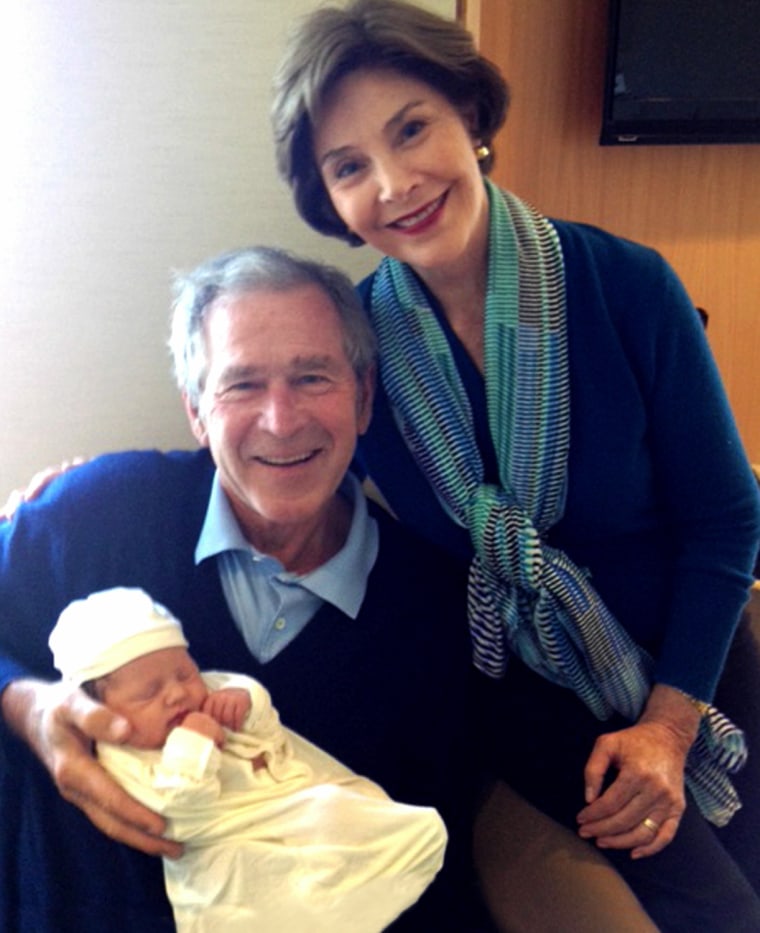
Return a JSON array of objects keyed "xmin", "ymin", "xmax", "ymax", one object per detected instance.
[{"xmin": 169, "ymin": 246, "xmax": 377, "ymax": 411}]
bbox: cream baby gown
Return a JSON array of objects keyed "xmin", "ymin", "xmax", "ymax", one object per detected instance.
[{"xmin": 97, "ymin": 671, "xmax": 447, "ymax": 932}]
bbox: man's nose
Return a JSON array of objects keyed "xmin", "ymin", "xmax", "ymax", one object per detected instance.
[{"xmin": 258, "ymin": 385, "xmax": 303, "ymax": 436}]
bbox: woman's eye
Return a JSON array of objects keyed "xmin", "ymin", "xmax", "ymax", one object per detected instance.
[
  {"xmin": 399, "ymin": 119, "xmax": 426, "ymax": 142},
  {"xmin": 333, "ymin": 158, "xmax": 362, "ymax": 181}
]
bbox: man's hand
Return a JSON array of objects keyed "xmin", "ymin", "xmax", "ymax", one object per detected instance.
[
  {"xmin": 202, "ymin": 687, "xmax": 251, "ymax": 732},
  {"xmin": 576, "ymin": 684, "xmax": 701, "ymax": 859},
  {"xmin": 1, "ymin": 678, "xmax": 182, "ymax": 858}
]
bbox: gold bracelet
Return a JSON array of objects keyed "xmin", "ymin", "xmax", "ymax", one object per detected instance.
[{"xmin": 676, "ymin": 688, "xmax": 710, "ymax": 717}]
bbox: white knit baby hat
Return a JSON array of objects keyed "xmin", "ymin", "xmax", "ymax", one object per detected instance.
[{"xmin": 49, "ymin": 587, "xmax": 188, "ymax": 685}]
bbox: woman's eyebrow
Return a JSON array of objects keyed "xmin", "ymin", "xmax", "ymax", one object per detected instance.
[
  {"xmin": 384, "ymin": 99, "xmax": 426, "ymax": 132},
  {"xmin": 318, "ymin": 99, "xmax": 426, "ymax": 167}
]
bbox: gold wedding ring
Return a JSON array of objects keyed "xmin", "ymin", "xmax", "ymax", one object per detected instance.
[{"xmin": 641, "ymin": 817, "xmax": 660, "ymax": 834}]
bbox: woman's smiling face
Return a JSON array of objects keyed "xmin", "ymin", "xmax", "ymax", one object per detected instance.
[{"xmin": 314, "ymin": 68, "xmax": 489, "ymax": 282}]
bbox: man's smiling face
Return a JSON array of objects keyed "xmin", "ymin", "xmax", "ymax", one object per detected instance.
[{"xmin": 187, "ymin": 284, "xmax": 373, "ymax": 551}]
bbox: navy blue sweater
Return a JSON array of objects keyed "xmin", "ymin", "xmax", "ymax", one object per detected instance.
[{"xmin": 0, "ymin": 449, "xmax": 479, "ymax": 932}]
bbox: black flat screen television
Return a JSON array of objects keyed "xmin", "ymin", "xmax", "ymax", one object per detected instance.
[{"xmin": 600, "ymin": 0, "xmax": 760, "ymax": 146}]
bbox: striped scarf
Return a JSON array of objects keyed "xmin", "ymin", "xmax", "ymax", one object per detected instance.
[{"xmin": 369, "ymin": 178, "xmax": 746, "ymax": 826}]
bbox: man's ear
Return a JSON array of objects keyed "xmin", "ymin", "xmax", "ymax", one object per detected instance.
[
  {"xmin": 356, "ymin": 365, "xmax": 376, "ymax": 436},
  {"xmin": 182, "ymin": 392, "xmax": 209, "ymax": 447}
]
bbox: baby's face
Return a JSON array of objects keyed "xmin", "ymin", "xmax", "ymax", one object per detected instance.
[{"xmin": 99, "ymin": 647, "xmax": 208, "ymax": 748}]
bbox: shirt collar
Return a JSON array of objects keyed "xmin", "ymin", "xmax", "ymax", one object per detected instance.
[
  {"xmin": 195, "ymin": 473, "xmax": 252, "ymax": 562},
  {"xmin": 195, "ymin": 471, "xmax": 378, "ymax": 620}
]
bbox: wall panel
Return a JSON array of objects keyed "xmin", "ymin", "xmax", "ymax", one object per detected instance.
[{"xmin": 473, "ymin": 0, "xmax": 760, "ymax": 462}]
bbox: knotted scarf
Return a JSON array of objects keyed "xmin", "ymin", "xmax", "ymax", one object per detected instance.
[{"xmin": 369, "ymin": 178, "xmax": 746, "ymax": 826}]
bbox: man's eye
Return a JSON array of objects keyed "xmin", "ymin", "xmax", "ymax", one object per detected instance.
[
  {"xmin": 292, "ymin": 373, "xmax": 337, "ymax": 395},
  {"xmin": 220, "ymin": 382, "xmax": 261, "ymax": 399},
  {"xmin": 296, "ymin": 373, "xmax": 330, "ymax": 389}
]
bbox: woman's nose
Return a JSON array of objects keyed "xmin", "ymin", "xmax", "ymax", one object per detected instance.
[{"xmin": 375, "ymin": 155, "xmax": 417, "ymax": 203}]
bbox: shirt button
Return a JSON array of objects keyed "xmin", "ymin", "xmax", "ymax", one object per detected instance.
[{"xmin": 274, "ymin": 617, "xmax": 286, "ymax": 631}]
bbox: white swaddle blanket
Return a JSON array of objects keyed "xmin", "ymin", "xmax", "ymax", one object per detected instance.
[{"xmin": 97, "ymin": 671, "xmax": 447, "ymax": 932}]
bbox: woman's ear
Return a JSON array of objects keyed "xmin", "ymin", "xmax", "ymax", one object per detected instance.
[{"xmin": 460, "ymin": 101, "xmax": 481, "ymax": 140}]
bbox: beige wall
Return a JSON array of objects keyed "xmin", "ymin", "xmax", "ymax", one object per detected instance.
[
  {"xmin": 471, "ymin": 0, "xmax": 760, "ymax": 463},
  {"xmin": 0, "ymin": 0, "xmax": 453, "ymax": 494},
  {"xmin": 8, "ymin": 0, "xmax": 752, "ymax": 497},
  {"xmin": 1, "ymin": 0, "xmax": 376, "ymax": 494}
]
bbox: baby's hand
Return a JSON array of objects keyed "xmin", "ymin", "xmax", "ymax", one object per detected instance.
[
  {"xmin": 202, "ymin": 688, "xmax": 251, "ymax": 732},
  {"xmin": 181, "ymin": 711, "xmax": 225, "ymax": 747}
]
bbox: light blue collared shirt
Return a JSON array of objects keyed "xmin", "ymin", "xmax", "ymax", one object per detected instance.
[{"xmin": 194, "ymin": 472, "xmax": 379, "ymax": 663}]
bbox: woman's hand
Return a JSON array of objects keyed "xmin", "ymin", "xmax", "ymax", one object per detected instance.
[
  {"xmin": 0, "ymin": 458, "xmax": 86, "ymax": 521},
  {"xmin": 1, "ymin": 678, "xmax": 182, "ymax": 858},
  {"xmin": 576, "ymin": 684, "xmax": 701, "ymax": 859}
]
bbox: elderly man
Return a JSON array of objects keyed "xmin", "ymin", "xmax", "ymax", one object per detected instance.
[
  {"xmin": 1, "ymin": 247, "xmax": 663, "ymax": 933},
  {"xmin": 0, "ymin": 247, "xmax": 479, "ymax": 931}
]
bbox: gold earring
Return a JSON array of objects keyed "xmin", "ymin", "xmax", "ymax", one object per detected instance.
[{"xmin": 474, "ymin": 144, "xmax": 490, "ymax": 162}]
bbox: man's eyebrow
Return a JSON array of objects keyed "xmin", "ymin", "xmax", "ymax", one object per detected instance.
[
  {"xmin": 318, "ymin": 99, "xmax": 426, "ymax": 167},
  {"xmin": 217, "ymin": 364, "xmax": 262, "ymax": 382},
  {"xmin": 216, "ymin": 357, "xmax": 339, "ymax": 381},
  {"xmin": 291, "ymin": 355, "xmax": 336, "ymax": 370}
]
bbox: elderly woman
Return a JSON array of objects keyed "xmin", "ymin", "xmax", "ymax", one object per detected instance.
[{"xmin": 272, "ymin": 1, "xmax": 760, "ymax": 930}]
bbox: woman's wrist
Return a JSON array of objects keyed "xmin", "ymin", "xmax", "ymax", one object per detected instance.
[
  {"xmin": 670, "ymin": 687, "xmax": 710, "ymax": 718},
  {"xmin": 639, "ymin": 683, "xmax": 702, "ymax": 748}
]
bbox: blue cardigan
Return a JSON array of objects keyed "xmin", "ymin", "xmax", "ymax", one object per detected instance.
[
  {"xmin": 357, "ymin": 218, "xmax": 760, "ymax": 703},
  {"xmin": 0, "ymin": 449, "xmax": 478, "ymax": 931}
]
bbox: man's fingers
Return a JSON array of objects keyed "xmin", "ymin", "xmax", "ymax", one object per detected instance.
[
  {"xmin": 41, "ymin": 686, "xmax": 176, "ymax": 855},
  {"xmin": 81, "ymin": 796, "xmax": 181, "ymax": 858},
  {"xmin": 61, "ymin": 689, "xmax": 131, "ymax": 744},
  {"xmin": 65, "ymin": 761, "xmax": 180, "ymax": 858},
  {"xmin": 3, "ymin": 679, "xmax": 178, "ymax": 858}
]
